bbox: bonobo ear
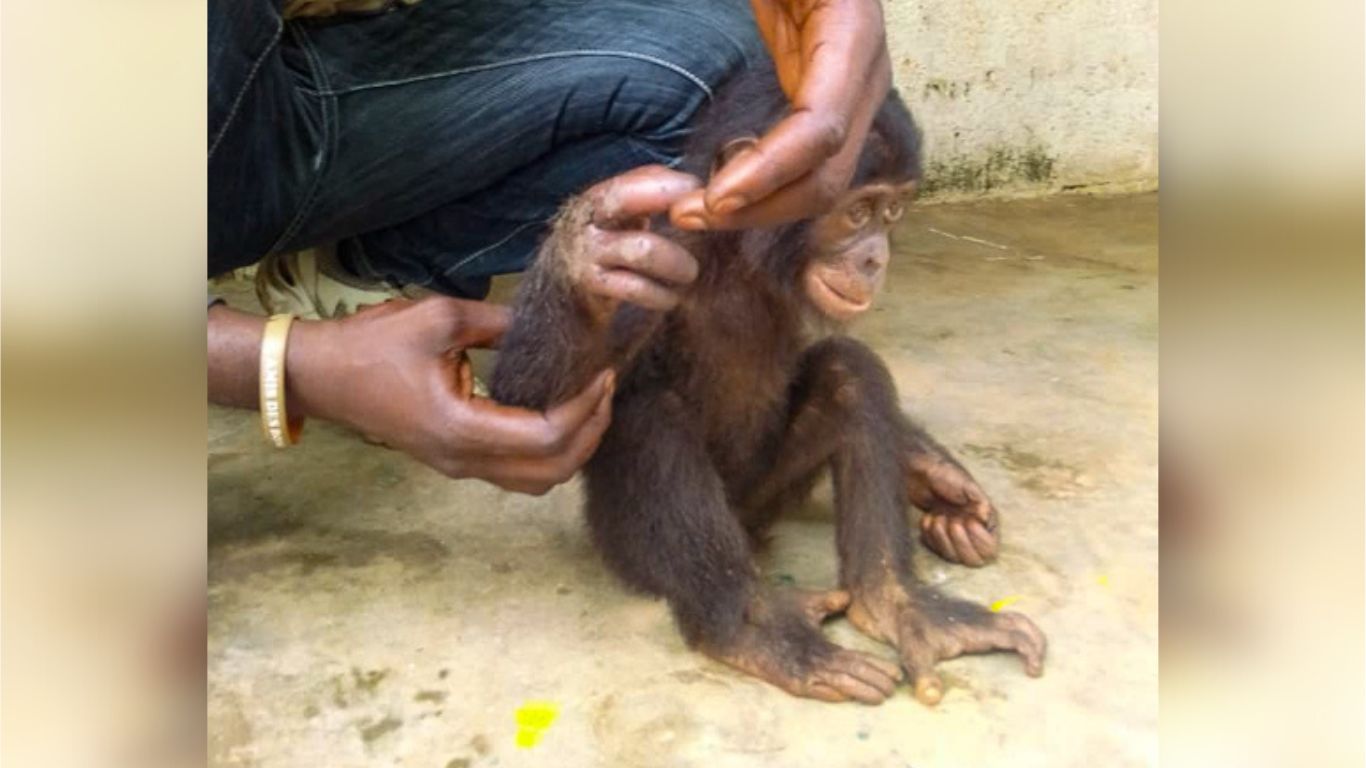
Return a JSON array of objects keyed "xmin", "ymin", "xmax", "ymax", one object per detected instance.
[{"xmin": 711, "ymin": 136, "xmax": 759, "ymax": 179}]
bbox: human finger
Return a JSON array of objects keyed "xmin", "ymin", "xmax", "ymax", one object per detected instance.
[
  {"xmin": 466, "ymin": 390, "xmax": 614, "ymax": 493},
  {"xmin": 408, "ymin": 296, "xmax": 512, "ymax": 351},
  {"xmin": 701, "ymin": 3, "xmax": 888, "ymax": 217},
  {"xmin": 448, "ymin": 301, "xmax": 512, "ymax": 349},
  {"xmin": 443, "ymin": 370, "xmax": 614, "ymax": 457}
]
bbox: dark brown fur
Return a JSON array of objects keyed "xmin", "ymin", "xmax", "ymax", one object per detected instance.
[{"xmin": 491, "ymin": 65, "xmax": 1044, "ymax": 702}]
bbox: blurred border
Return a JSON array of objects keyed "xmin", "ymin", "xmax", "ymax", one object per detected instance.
[
  {"xmin": 1, "ymin": 0, "xmax": 1362, "ymax": 765},
  {"xmin": 1161, "ymin": 0, "xmax": 1364, "ymax": 764},
  {"xmin": 3, "ymin": 1, "xmax": 208, "ymax": 765}
]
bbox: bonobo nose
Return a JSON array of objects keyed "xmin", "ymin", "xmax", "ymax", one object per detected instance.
[{"xmin": 860, "ymin": 244, "xmax": 889, "ymax": 277}]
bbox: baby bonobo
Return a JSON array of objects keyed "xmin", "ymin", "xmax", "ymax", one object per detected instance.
[{"xmin": 491, "ymin": 66, "xmax": 1045, "ymax": 706}]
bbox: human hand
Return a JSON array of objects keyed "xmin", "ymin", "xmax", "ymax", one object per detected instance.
[
  {"xmin": 671, "ymin": 0, "xmax": 892, "ymax": 230},
  {"xmin": 287, "ymin": 296, "xmax": 615, "ymax": 494}
]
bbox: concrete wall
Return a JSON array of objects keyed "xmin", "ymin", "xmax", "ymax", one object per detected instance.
[{"xmin": 883, "ymin": 0, "xmax": 1158, "ymax": 198}]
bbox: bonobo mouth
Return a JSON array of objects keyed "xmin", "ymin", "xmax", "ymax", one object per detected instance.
[{"xmin": 805, "ymin": 266, "xmax": 876, "ymax": 322}]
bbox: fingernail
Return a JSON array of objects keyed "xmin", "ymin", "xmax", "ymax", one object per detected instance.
[
  {"xmin": 675, "ymin": 214, "xmax": 708, "ymax": 230},
  {"xmin": 712, "ymin": 196, "xmax": 746, "ymax": 215}
]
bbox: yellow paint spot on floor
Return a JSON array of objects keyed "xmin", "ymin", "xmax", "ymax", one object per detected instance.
[
  {"xmin": 514, "ymin": 700, "xmax": 560, "ymax": 749},
  {"xmin": 515, "ymin": 728, "xmax": 543, "ymax": 749},
  {"xmin": 1096, "ymin": 573, "xmax": 1110, "ymax": 587},
  {"xmin": 989, "ymin": 595, "xmax": 1021, "ymax": 612}
]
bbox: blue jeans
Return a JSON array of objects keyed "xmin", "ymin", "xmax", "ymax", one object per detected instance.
[{"xmin": 210, "ymin": 0, "xmax": 763, "ymax": 297}]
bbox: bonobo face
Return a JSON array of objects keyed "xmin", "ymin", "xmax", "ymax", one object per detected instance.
[{"xmin": 803, "ymin": 182, "xmax": 915, "ymax": 322}]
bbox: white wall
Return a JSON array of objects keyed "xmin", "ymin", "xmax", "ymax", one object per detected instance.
[{"xmin": 883, "ymin": 0, "xmax": 1158, "ymax": 197}]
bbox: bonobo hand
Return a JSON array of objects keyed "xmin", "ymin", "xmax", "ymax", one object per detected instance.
[
  {"xmin": 287, "ymin": 296, "xmax": 615, "ymax": 495},
  {"xmin": 908, "ymin": 452, "xmax": 1001, "ymax": 567},
  {"xmin": 671, "ymin": 0, "xmax": 892, "ymax": 230},
  {"xmin": 560, "ymin": 166, "xmax": 703, "ymax": 315}
]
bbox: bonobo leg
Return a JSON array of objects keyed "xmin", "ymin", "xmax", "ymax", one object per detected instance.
[
  {"xmin": 745, "ymin": 349, "xmax": 1002, "ymax": 568},
  {"xmin": 747, "ymin": 337, "xmax": 1046, "ymax": 705},
  {"xmin": 584, "ymin": 388, "xmax": 902, "ymax": 703}
]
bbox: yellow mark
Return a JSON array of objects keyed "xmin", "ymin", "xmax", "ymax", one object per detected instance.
[
  {"xmin": 1096, "ymin": 574, "xmax": 1110, "ymax": 587},
  {"xmin": 515, "ymin": 701, "xmax": 559, "ymax": 729},
  {"xmin": 989, "ymin": 595, "xmax": 1021, "ymax": 612},
  {"xmin": 514, "ymin": 701, "xmax": 560, "ymax": 749}
]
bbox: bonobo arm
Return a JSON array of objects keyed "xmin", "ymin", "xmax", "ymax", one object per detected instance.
[
  {"xmin": 488, "ymin": 240, "xmax": 615, "ymax": 411},
  {"xmin": 491, "ymin": 166, "xmax": 701, "ymax": 410}
]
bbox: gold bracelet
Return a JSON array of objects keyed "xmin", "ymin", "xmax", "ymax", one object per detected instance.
[{"xmin": 259, "ymin": 314, "xmax": 305, "ymax": 448}]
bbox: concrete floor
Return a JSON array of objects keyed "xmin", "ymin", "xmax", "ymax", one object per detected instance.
[{"xmin": 209, "ymin": 192, "xmax": 1158, "ymax": 768}]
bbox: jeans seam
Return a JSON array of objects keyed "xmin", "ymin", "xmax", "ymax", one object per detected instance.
[
  {"xmin": 441, "ymin": 219, "xmax": 542, "ymax": 278},
  {"xmin": 299, "ymin": 50, "xmax": 715, "ymax": 100},
  {"xmin": 209, "ymin": 16, "xmax": 285, "ymax": 162},
  {"xmin": 437, "ymin": 136, "xmax": 680, "ymax": 282},
  {"xmin": 265, "ymin": 21, "xmax": 336, "ymax": 256}
]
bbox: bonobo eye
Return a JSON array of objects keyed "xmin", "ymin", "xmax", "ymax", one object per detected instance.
[
  {"xmin": 845, "ymin": 199, "xmax": 874, "ymax": 228},
  {"xmin": 884, "ymin": 198, "xmax": 905, "ymax": 223}
]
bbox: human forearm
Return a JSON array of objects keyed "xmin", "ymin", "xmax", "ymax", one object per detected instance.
[
  {"xmin": 206, "ymin": 296, "xmax": 615, "ymax": 494},
  {"xmin": 207, "ymin": 303, "xmax": 267, "ymax": 410},
  {"xmin": 206, "ymin": 302, "xmax": 334, "ymax": 419}
]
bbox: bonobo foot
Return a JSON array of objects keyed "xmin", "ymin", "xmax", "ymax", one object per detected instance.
[
  {"xmin": 702, "ymin": 588, "xmax": 903, "ymax": 704},
  {"xmin": 909, "ymin": 452, "xmax": 1001, "ymax": 567},
  {"xmin": 848, "ymin": 579, "xmax": 1046, "ymax": 705}
]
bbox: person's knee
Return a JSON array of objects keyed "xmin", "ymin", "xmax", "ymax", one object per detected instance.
[
  {"xmin": 557, "ymin": 56, "xmax": 719, "ymax": 156},
  {"xmin": 571, "ymin": 4, "xmax": 763, "ymax": 149},
  {"xmin": 640, "ymin": 1, "xmax": 765, "ymax": 89}
]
